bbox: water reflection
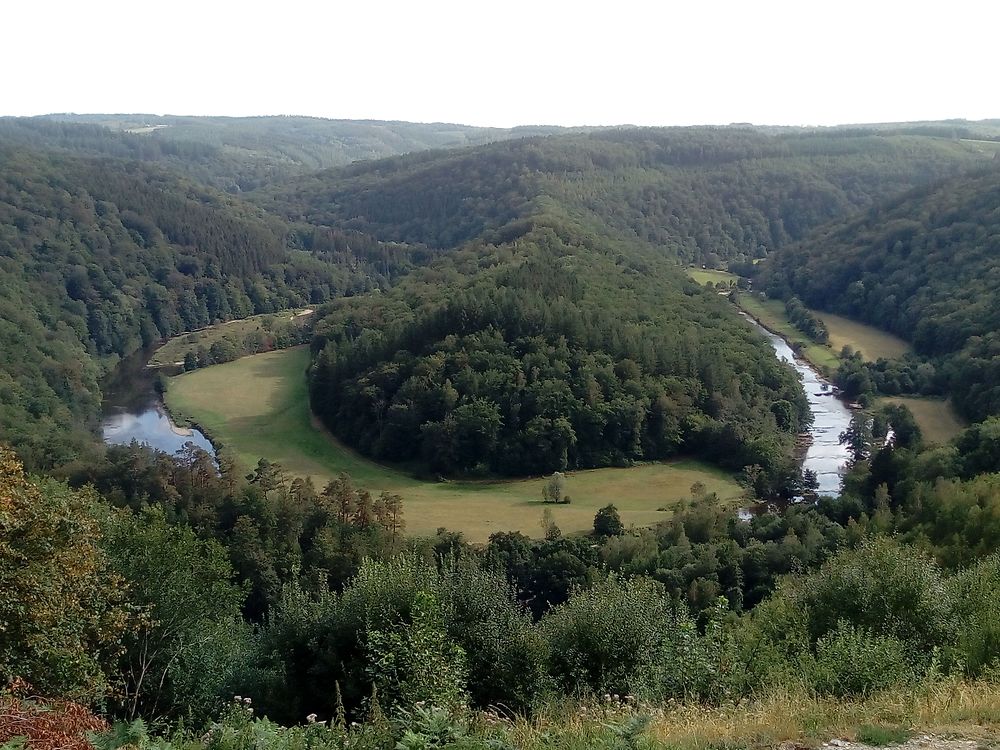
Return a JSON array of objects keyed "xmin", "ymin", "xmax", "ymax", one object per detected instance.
[{"xmin": 100, "ymin": 348, "xmax": 215, "ymax": 457}]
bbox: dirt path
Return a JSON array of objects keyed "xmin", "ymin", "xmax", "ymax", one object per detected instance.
[{"xmin": 817, "ymin": 735, "xmax": 995, "ymax": 750}]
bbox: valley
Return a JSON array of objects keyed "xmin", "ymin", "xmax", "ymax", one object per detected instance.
[{"xmin": 4, "ymin": 108, "xmax": 1000, "ymax": 748}]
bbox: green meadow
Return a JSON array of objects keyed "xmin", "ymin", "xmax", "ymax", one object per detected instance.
[{"xmin": 165, "ymin": 347, "xmax": 745, "ymax": 541}]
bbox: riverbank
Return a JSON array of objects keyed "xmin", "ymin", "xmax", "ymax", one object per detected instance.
[{"xmin": 735, "ymin": 294, "xmax": 963, "ymax": 445}]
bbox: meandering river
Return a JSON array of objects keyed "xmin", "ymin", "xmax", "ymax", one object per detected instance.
[{"xmin": 100, "ymin": 319, "xmax": 853, "ymax": 495}]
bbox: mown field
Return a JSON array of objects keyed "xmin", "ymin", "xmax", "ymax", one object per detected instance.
[
  {"xmin": 165, "ymin": 347, "xmax": 745, "ymax": 541},
  {"xmin": 736, "ymin": 294, "xmax": 911, "ymax": 374},
  {"xmin": 687, "ymin": 267, "xmax": 738, "ymax": 286},
  {"xmin": 880, "ymin": 396, "xmax": 965, "ymax": 445},
  {"xmin": 814, "ymin": 311, "xmax": 910, "ymax": 360},
  {"xmin": 148, "ymin": 308, "xmax": 314, "ymax": 366}
]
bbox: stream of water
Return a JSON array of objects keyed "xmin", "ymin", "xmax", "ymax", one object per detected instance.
[
  {"xmin": 743, "ymin": 314, "xmax": 854, "ymax": 496},
  {"xmin": 99, "ymin": 319, "xmax": 854, "ymax": 494}
]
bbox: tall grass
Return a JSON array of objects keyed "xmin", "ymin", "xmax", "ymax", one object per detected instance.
[{"xmin": 499, "ymin": 679, "xmax": 1000, "ymax": 749}]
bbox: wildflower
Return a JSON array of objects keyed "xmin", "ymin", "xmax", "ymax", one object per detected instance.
[{"xmin": 306, "ymin": 713, "xmax": 318, "ymax": 723}]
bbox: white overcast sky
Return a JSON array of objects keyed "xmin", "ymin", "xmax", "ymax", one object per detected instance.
[{"xmin": 4, "ymin": 0, "xmax": 998, "ymax": 127}]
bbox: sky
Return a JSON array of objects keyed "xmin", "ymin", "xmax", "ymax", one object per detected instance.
[{"xmin": 5, "ymin": 0, "xmax": 998, "ymax": 128}]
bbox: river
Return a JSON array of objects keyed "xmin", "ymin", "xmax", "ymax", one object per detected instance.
[
  {"xmin": 100, "ymin": 347, "xmax": 215, "ymax": 457},
  {"xmin": 743, "ymin": 314, "xmax": 854, "ymax": 496},
  {"xmin": 99, "ymin": 320, "xmax": 853, "ymax": 494}
]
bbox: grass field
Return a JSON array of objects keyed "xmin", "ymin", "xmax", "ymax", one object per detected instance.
[
  {"xmin": 814, "ymin": 311, "xmax": 910, "ymax": 360},
  {"xmin": 687, "ymin": 268, "xmax": 738, "ymax": 286},
  {"xmin": 148, "ymin": 309, "xmax": 314, "ymax": 367},
  {"xmin": 165, "ymin": 347, "xmax": 745, "ymax": 541},
  {"xmin": 879, "ymin": 396, "xmax": 965, "ymax": 445},
  {"xmin": 737, "ymin": 295, "xmax": 911, "ymax": 374}
]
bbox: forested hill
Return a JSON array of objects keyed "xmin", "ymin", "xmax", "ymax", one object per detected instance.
[
  {"xmin": 0, "ymin": 115, "xmax": 581, "ymax": 192},
  {"xmin": 0, "ymin": 143, "xmax": 390, "ymax": 469},
  {"xmin": 307, "ymin": 214, "xmax": 810, "ymax": 485},
  {"xmin": 264, "ymin": 126, "xmax": 999, "ymax": 265},
  {"xmin": 758, "ymin": 165, "xmax": 1000, "ymax": 421}
]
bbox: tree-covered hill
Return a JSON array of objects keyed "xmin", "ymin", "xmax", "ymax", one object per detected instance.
[
  {"xmin": 306, "ymin": 206, "xmax": 811, "ymax": 485},
  {"xmin": 758, "ymin": 166, "xmax": 1000, "ymax": 421},
  {"xmin": 264, "ymin": 126, "xmax": 999, "ymax": 264},
  {"xmin": 1, "ymin": 115, "xmax": 583, "ymax": 192},
  {"xmin": 0, "ymin": 143, "xmax": 395, "ymax": 468}
]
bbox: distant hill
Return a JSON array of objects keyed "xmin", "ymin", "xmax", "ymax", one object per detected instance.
[
  {"xmin": 263, "ymin": 126, "xmax": 1000, "ymax": 265},
  {"xmin": 758, "ymin": 165, "xmax": 1000, "ymax": 420},
  {"xmin": 0, "ymin": 115, "xmax": 584, "ymax": 192}
]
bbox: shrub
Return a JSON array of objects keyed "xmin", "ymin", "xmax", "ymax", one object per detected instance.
[
  {"xmin": 947, "ymin": 554, "xmax": 1000, "ymax": 676},
  {"xmin": 809, "ymin": 621, "xmax": 915, "ymax": 697},
  {"xmin": 593, "ymin": 504, "xmax": 624, "ymax": 537}
]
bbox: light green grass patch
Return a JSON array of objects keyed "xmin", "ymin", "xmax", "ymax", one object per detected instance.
[
  {"xmin": 738, "ymin": 295, "xmax": 912, "ymax": 374},
  {"xmin": 814, "ymin": 311, "xmax": 910, "ymax": 360},
  {"xmin": 165, "ymin": 347, "xmax": 744, "ymax": 541},
  {"xmin": 879, "ymin": 396, "xmax": 965, "ymax": 445},
  {"xmin": 148, "ymin": 309, "xmax": 314, "ymax": 367},
  {"xmin": 737, "ymin": 295, "xmax": 840, "ymax": 373},
  {"xmin": 687, "ymin": 268, "xmax": 738, "ymax": 286}
]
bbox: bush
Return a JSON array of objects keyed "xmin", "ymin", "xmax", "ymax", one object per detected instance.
[
  {"xmin": 809, "ymin": 621, "xmax": 915, "ymax": 697},
  {"xmin": 593, "ymin": 504, "xmax": 624, "ymax": 537},
  {"xmin": 947, "ymin": 554, "xmax": 1000, "ymax": 676},
  {"xmin": 366, "ymin": 591, "xmax": 468, "ymax": 711},
  {"xmin": 765, "ymin": 538, "xmax": 955, "ymax": 656}
]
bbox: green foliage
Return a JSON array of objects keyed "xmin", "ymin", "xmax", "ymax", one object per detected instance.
[
  {"xmin": 0, "ymin": 142, "xmax": 383, "ymax": 469},
  {"xmin": 101, "ymin": 508, "xmax": 249, "ymax": 721},
  {"xmin": 308, "ymin": 227, "xmax": 808, "ymax": 479},
  {"xmin": 784, "ymin": 297, "xmax": 828, "ymax": 344},
  {"xmin": 0, "ymin": 447, "xmax": 125, "ymax": 699},
  {"xmin": 366, "ymin": 591, "xmax": 468, "ymax": 711},
  {"xmin": 542, "ymin": 577, "xmax": 683, "ymax": 699},
  {"xmin": 809, "ymin": 622, "xmax": 915, "ymax": 697},
  {"xmin": 2, "ymin": 115, "xmax": 578, "ymax": 192},
  {"xmin": 855, "ymin": 725, "xmax": 913, "ymax": 746},
  {"xmin": 762, "ymin": 538, "xmax": 954, "ymax": 656},
  {"xmin": 593, "ymin": 505, "xmax": 623, "ymax": 537},
  {"xmin": 542, "ymin": 473, "xmax": 569, "ymax": 504},
  {"xmin": 274, "ymin": 127, "xmax": 990, "ymax": 264},
  {"xmin": 946, "ymin": 555, "xmax": 1000, "ymax": 676}
]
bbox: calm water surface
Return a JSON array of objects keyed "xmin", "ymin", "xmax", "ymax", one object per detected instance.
[{"xmin": 100, "ymin": 348, "xmax": 215, "ymax": 456}]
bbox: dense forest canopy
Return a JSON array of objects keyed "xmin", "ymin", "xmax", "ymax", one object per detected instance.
[
  {"xmin": 758, "ymin": 165, "xmax": 1000, "ymax": 420},
  {"xmin": 1, "ymin": 115, "xmax": 584, "ymax": 192},
  {"xmin": 277, "ymin": 126, "xmax": 997, "ymax": 479},
  {"xmin": 308, "ymin": 219, "xmax": 809, "ymax": 480},
  {"xmin": 265, "ymin": 126, "xmax": 999, "ymax": 264}
]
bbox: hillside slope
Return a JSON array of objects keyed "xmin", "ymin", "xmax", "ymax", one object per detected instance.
[
  {"xmin": 759, "ymin": 166, "xmax": 1000, "ymax": 420},
  {"xmin": 264, "ymin": 126, "xmax": 999, "ymax": 264},
  {"xmin": 1, "ymin": 115, "xmax": 581, "ymax": 192},
  {"xmin": 0, "ymin": 143, "xmax": 383, "ymax": 468}
]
